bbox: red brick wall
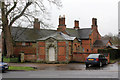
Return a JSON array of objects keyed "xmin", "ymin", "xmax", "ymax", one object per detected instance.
[
  {"xmin": 37, "ymin": 41, "xmax": 68, "ymax": 62},
  {"xmin": 58, "ymin": 56, "xmax": 66, "ymax": 62},
  {"xmin": 81, "ymin": 26, "xmax": 101, "ymax": 53},
  {"xmin": 73, "ymin": 53, "xmax": 89, "ymax": 62},
  {"xmin": 38, "ymin": 42, "xmax": 45, "ymax": 61},
  {"xmin": 13, "ymin": 42, "xmax": 37, "ymax": 61},
  {"xmin": 57, "ymin": 42, "xmax": 66, "ymax": 61},
  {"xmin": 14, "ymin": 47, "xmax": 36, "ymax": 55},
  {"xmin": 73, "ymin": 38, "xmax": 81, "ymax": 52},
  {"xmin": 90, "ymin": 27, "xmax": 101, "ymax": 45},
  {"xmin": 68, "ymin": 41, "xmax": 72, "ymax": 61},
  {"xmin": 82, "ymin": 40, "xmax": 91, "ymax": 53},
  {"xmin": 73, "ymin": 53, "xmax": 110, "ymax": 63},
  {"xmin": 24, "ymin": 54, "xmax": 37, "ymax": 61},
  {"xmin": 58, "ymin": 47, "xmax": 65, "ymax": 55}
]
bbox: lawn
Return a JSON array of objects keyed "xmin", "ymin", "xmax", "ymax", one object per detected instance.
[{"xmin": 8, "ymin": 66, "xmax": 36, "ymax": 71}]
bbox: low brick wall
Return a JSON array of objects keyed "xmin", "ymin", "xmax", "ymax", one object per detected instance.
[
  {"xmin": 24, "ymin": 54, "xmax": 37, "ymax": 62},
  {"xmin": 73, "ymin": 52, "xmax": 110, "ymax": 63},
  {"xmin": 73, "ymin": 53, "xmax": 89, "ymax": 62}
]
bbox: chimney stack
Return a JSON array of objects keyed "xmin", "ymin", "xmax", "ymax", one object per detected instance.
[
  {"xmin": 92, "ymin": 18, "xmax": 97, "ymax": 26},
  {"xmin": 92, "ymin": 18, "xmax": 98, "ymax": 29},
  {"xmin": 59, "ymin": 15, "xmax": 66, "ymax": 26},
  {"xmin": 34, "ymin": 18, "xmax": 40, "ymax": 30},
  {"xmin": 57, "ymin": 15, "xmax": 67, "ymax": 34},
  {"xmin": 74, "ymin": 20, "xmax": 79, "ymax": 30}
]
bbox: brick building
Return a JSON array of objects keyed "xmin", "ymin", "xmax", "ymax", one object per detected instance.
[{"xmin": 9, "ymin": 15, "xmax": 112, "ymax": 63}]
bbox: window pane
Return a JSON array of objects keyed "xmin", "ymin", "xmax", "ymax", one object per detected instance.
[
  {"xmin": 22, "ymin": 42, "xmax": 25, "ymax": 46},
  {"xmin": 88, "ymin": 54, "xmax": 99, "ymax": 58}
]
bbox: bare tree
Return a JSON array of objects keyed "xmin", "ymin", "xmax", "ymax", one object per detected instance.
[
  {"xmin": 0, "ymin": 0, "xmax": 62, "ymax": 57},
  {"xmin": 102, "ymin": 33, "xmax": 120, "ymax": 46}
]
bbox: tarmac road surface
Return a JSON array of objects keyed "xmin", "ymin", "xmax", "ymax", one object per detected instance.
[{"xmin": 1, "ymin": 62, "xmax": 119, "ymax": 78}]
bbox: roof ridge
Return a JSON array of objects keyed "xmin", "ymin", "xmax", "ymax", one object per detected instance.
[
  {"xmin": 66, "ymin": 28, "xmax": 91, "ymax": 30},
  {"xmin": 79, "ymin": 28, "xmax": 91, "ymax": 30},
  {"xmin": 12, "ymin": 27, "xmax": 56, "ymax": 31}
]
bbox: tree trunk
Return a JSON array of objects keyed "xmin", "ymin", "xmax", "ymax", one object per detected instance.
[
  {"xmin": 1, "ymin": 2, "xmax": 14, "ymax": 58},
  {"xmin": 4, "ymin": 26, "xmax": 13, "ymax": 58},
  {"xmin": 2, "ymin": 32, "xmax": 7, "ymax": 56}
]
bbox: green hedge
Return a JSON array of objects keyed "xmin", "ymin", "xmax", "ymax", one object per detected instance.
[
  {"xmin": 3, "ymin": 57, "xmax": 19, "ymax": 63},
  {"xmin": 98, "ymin": 49, "xmax": 120, "ymax": 60}
]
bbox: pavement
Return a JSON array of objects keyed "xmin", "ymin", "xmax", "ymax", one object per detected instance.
[
  {"xmin": 1, "ymin": 62, "xmax": 119, "ymax": 78},
  {"xmin": 8, "ymin": 63, "xmax": 85, "ymax": 70},
  {"xmin": 8, "ymin": 62, "xmax": 118, "ymax": 71}
]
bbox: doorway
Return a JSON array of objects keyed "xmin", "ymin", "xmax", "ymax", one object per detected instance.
[{"xmin": 48, "ymin": 47, "xmax": 55, "ymax": 61}]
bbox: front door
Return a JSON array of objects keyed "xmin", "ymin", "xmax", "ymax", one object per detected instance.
[{"xmin": 48, "ymin": 47, "xmax": 55, "ymax": 61}]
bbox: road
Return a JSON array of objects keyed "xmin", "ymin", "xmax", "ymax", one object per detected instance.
[{"xmin": 1, "ymin": 63, "xmax": 119, "ymax": 78}]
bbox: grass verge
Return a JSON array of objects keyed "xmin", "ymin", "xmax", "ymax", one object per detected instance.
[
  {"xmin": 8, "ymin": 66, "xmax": 36, "ymax": 71},
  {"xmin": 110, "ymin": 59, "xmax": 120, "ymax": 64},
  {"xmin": 110, "ymin": 60, "xmax": 117, "ymax": 64}
]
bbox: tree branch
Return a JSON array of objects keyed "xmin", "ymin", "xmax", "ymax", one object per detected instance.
[
  {"xmin": 6, "ymin": 2, "xmax": 17, "ymax": 17},
  {"xmin": 8, "ymin": 2, "xmax": 32, "ymax": 27},
  {"xmin": 23, "ymin": 14, "xmax": 33, "ymax": 24},
  {"xmin": 34, "ymin": 1, "xmax": 46, "ymax": 13}
]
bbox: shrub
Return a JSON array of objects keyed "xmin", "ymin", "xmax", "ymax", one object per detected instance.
[
  {"xmin": 3, "ymin": 57, "xmax": 19, "ymax": 63},
  {"xmin": 98, "ymin": 49, "xmax": 120, "ymax": 60}
]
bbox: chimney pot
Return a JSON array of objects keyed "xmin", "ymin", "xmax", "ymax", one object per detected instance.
[
  {"xmin": 34, "ymin": 18, "xmax": 40, "ymax": 30},
  {"xmin": 59, "ymin": 15, "xmax": 66, "ymax": 26},
  {"xmin": 92, "ymin": 18, "xmax": 97, "ymax": 26},
  {"xmin": 59, "ymin": 15, "xmax": 61, "ymax": 18},
  {"xmin": 63, "ymin": 15, "xmax": 65, "ymax": 18},
  {"xmin": 74, "ymin": 20, "xmax": 79, "ymax": 29}
]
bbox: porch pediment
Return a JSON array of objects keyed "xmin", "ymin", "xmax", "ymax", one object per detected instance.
[{"xmin": 37, "ymin": 32, "xmax": 76, "ymax": 41}]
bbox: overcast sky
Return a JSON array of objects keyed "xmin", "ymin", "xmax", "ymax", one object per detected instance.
[
  {"xmin": 50, "ymin": 0, "xmax": 119, "ymax": 36},
  {"xmin": 0, "ymin": 0, "xmax": 119, "ymax": 36}
]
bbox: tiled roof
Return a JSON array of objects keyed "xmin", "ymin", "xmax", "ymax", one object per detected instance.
[
  {"xmin": 11, "ymin": 27, "xmax": 56, "ymax": 42},
  {"xmin": 93, "ymin": 40, "xmax": 109, "ymax": 47},
  {"xmin": 11, "ymin": 27, "xmax": 92, "ymax": 41},
  {"xmin": 78, "ymin": 28, "xmax": 93, "ymax": 39},
  {"xmin": 66, "ymin": 28, "xmax": 92, "ymax": 39}
]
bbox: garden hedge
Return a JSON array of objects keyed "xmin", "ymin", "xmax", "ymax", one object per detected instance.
[
  {"xmin": 3, "ymin": 57, "xmax": 19, "ymax": 63},
  {"xmin": 98, "ymin": 49, "xmax": 120, "ymax": 60}
]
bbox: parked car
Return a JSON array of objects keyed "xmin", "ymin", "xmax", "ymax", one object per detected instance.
[
  {"xmin": 0, "ymin": 62, "xmax": 9, "ymax": 72},
  {"xmin": 85, "ymin": 54, "xmax": 108, "ymax": 68}
]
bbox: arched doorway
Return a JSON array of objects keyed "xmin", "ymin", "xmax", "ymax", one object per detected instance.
[{"xmin": 48, "ymin": 47, "xmax": 55, "ymax": 61}]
